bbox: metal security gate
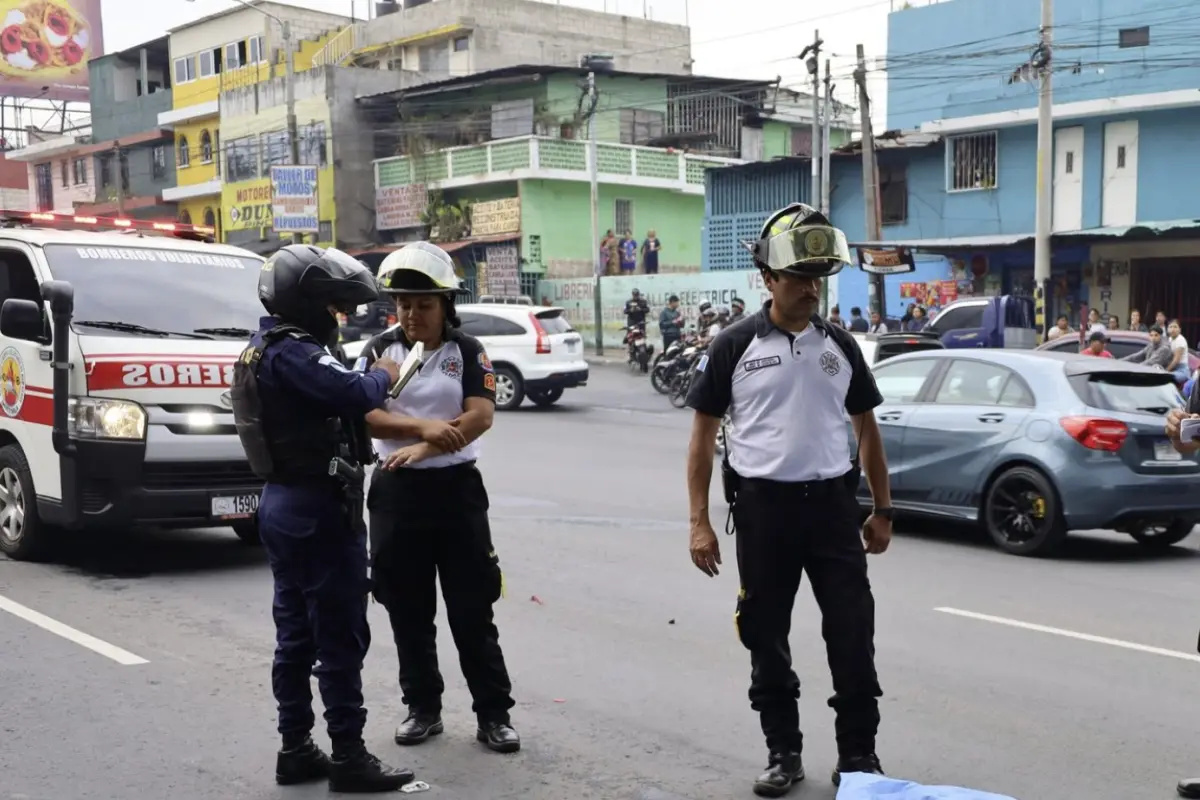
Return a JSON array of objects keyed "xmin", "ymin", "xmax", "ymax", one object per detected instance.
[{"xmin": 1130, "ymin": 257, "xmax": 1200, "ymax": 340}]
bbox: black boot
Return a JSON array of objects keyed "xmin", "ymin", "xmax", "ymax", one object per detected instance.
[
  {"xmin": 476, "ymin": 720, "xmax": 521, "ymax": 753},
  {"xmin": 328, "ymin": 745, "xmax": 414, "ymax": 793},
  {"xmin": 831, "ymin": 753, "xmax": 884, "ymax": 786},
  {"xmin": 275, "ymin": 737, "xmax": 332, "ymax": 786},
  {"xmin": 394, "ymin": 711, "xmax": 443, "ymax": 745},
  {"xmin": 753, "ymin": 751, "xmax": 804, "ymax": 797},
  {"xmin": 1178, "ymin": 777, "xmax": 1200, "ymax": 798}
]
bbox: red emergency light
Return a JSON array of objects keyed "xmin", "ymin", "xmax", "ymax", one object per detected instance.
[{"xmin": 0, "ymin": 209, "xmax": 217, "ymax": 242}]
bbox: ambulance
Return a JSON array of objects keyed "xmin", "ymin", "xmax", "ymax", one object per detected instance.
[{"xmin": 0, "ymin": 210, "xmax": 268, "ymax": 561}]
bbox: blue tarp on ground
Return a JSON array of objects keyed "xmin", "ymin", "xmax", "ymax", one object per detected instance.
[{"xmin": 835, "ymin": 772, "xmax": 1017, "ymax": 800}]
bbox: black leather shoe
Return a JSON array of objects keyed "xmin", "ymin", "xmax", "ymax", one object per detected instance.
[
  {"xmin": 832, "ymin": 753, "xmax": 884, "ymax": 786},
  {"xmin": 394, "ymin": 712, "xmax": 443, "ymax": 745},
  {"xmin": 1178, "ymin": 778, "xmax": 1200, "ymax": 798},
  {"xmin": 328, "ymin": 748, "xmax": 414, "ymax": 793},
  {"xmin": 476, "ymin": 721, "xmax": 521, "ymax": 753},
  {"xmin": 753, "ymin": 752, "xmax": 804, "ymax": 797},
  {"xmin": 275, "ymin": 737, "xmax": 332, "ymax": 785}
]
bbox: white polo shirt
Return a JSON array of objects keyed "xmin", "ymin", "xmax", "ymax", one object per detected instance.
[
  {"xmin": 686, "ymin": 302, "xmax": 882, "ymax": 481},
  {"xmin": 361, "ymin": 326, "xmax": 496, "ymax": 469}
]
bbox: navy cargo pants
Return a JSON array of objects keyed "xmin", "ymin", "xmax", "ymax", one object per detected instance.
[
  {"xmin": 258, "ymin": 481, "xmax": 371, "ymax": 747},
  {"xmin": 732, "ymin": 473, "xmax": 883, "ymax": 759}
]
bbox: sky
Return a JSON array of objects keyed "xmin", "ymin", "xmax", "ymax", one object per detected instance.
[{"xmin": 95, "ymin": 0, "xmax": 897, "ymax": 124}]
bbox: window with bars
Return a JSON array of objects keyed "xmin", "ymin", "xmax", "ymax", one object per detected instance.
[
  {"xmin": 72, "ymin": 157, "xmax": 86, "ymax": 184},
  {"xmin": 947, "ymin": 131, "xmax": 998, "ymax": 191},
  {"xmin": 618, "ymin": 109, "xmax": 665, "ymax": 145},
  {"xmin": 300, "ymin": 123, "xmax": 327, "ymax": 167},
  {"xmin": 1119, "ymin": 26, "xmax": 1149, "ymax": 48},
  {"xmin": 614, "ymin": 198, "xmax": 633, "ymax": 234},
  {"xmin": 880, "ymin": 164, "xmax": 908, "ymax": 225},
  {"xmin": 226, "ymin": 136, "xmax": 258, "ymax": 182},
  {"xmin": 262, "ymin": 131, "xmax": 290, "ymax": 169},
  {"xmin": 151, "ymin": 145, "xmax": 167, "ymax": 180}
]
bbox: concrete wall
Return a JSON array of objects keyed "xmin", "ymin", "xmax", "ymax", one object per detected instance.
[
  {"xmin": 89, "ymin": 54, "xmax": 173, "ymax": 141},
  {"xmin": 887, "ymin": 0, "xmax": 1199, "ymax": 129},
  {"xmin": 359, "ymin": 0, "xmax": 692, "ymax": 76}
]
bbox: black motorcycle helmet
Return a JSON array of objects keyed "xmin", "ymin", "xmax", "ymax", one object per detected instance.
[{"xmin": 258, "ymin": 244, "xmax": 379, "ymax": 341}]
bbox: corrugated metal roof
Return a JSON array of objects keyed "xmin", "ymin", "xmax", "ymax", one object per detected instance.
[
  {"xmin": 833, "ymin": 129, "xmax": 940, "ymax": 155},
  {"xmin": 355, "ymin": 64, "xmax": 774, "ymax": 103},
  {"xmin": 852, "ymin": 220, "xmax": 1200, "ymax": 252}
]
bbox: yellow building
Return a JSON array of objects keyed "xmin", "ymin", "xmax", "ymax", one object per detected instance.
[
  {"xmin": 219, "ymin": 84, "xmax": 336, "ymax": 252},
  {"xmin": 159, "ymin": 1, "xmax": 351, "ymax": 234}
]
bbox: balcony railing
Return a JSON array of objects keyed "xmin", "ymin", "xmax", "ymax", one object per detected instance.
[
  {"xmin": 312, "ymin": 23, "xmax": 364, "ymax": 68},
  {"xmin": 374, "ymin": 136, "xmax": 742, "ymax": 195}
]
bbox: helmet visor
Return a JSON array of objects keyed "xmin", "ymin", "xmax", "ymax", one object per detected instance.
[
  {"xmin": 745, "ymin": 225, "xmax": 853, "ymax": 276},
  {"xmin": 318, "ymin": 248, "xmax": 371, "ymax": 280}
]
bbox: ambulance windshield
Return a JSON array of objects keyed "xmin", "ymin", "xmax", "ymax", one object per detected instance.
[{"xmin": 44, "ymin": 244, "xmax": 266, "ymax": 339}]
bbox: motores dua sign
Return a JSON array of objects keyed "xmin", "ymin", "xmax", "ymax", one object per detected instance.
[{"xmin": 270, "ymin": 166, "xmax": 319, "ymax": 233}]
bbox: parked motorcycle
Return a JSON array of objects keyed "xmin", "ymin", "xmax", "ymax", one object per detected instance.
[
  {"xmin": 622, "ymin": 323, "xmax": 654, "ymax": 373},
  {"xmin": 667, "ymin": 343, "xmax": 707, "ymax": 408},
  {"xmin": 650, "ymin": 332, "xmax": 700, "ymax": 394}
]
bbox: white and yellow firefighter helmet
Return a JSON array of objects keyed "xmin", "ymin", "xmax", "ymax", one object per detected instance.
[{"xmin": 377, "ymin": 241, "xmax": 465, "ymax": 295}]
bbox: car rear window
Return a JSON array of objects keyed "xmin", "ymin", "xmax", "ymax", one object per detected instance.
[
  {"xmin": 535, "ymin": 310, "xmax": 574, "ymax": 334},
  {"xmin": 1068, "ymin": 372, "xmax": 1182, "ymax": 415}
]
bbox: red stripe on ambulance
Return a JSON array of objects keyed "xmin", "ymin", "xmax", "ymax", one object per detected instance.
[{"xmin": 86, "ymin": 361, "xmax": 235, "ymax": 390}]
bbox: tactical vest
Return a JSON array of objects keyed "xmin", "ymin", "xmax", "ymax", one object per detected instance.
[{"xmin": 231, "ymin": 324, "xmax": 344, "ymax": 483}]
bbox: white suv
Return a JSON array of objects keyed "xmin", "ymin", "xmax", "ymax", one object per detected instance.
[{"xmin": 342, "ymin": 303, "xmax": 588, "ymax": 410}]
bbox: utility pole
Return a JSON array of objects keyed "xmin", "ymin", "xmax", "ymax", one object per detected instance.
[
  {"xmin": 113, "ymin": 140, "xmax": 124, "ymax": 216},
  {"xmin": 820, "ymin": 59, "xmax": 834, "ymax": 316},
  {"xmin": 802, "ymin": 31, "xmax": 822, "ymax": 210},
  {"xmin": 1032, "ymin": 0, "xmax": 1053, "ymax": 342},
  {"xmin": 821, "ymin": 58, "xmax": 832, "ymax": 216},
  {"xmin": 586, "ymin": 69, "xmax": 603, "ymax": 355},
  {"xmin": 854, "ymin": 44, "xmax": 886, "ymax": 320}
]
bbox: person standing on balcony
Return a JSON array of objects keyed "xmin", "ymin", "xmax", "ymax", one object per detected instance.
[
  {"xmin": 599, "ymin": 229, "xmax": 617, "ymax": 276},
  {"xmin": 641, "ymin": 229, "xmax": 662, "ymax": 274},
  {"xmin": 619, "ymin": 230, "xmax": 638, "ymax": 273}
]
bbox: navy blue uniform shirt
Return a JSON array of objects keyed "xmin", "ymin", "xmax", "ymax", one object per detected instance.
[{"xmin": 253, "ymin": 316, "xmax": 391, "ymax": 433}]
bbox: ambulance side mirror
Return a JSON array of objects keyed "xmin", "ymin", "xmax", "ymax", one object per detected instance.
[{"xmin": 1, "ymin": 298, "xmax": 49, "ymax": 344}]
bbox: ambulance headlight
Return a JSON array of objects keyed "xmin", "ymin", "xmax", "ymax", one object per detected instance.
[{"xmin": 68, "ymin": 397, "xmax": 147, "ymax": 440}]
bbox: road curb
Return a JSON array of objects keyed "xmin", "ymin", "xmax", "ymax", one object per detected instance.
[{"xmin": 584, "ymin": 352, "xmax": 625, "ymax": 366}]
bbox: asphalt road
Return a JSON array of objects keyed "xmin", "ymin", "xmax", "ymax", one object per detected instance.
[{"xmin": 3, "ymin": 363, "xmax": 1200, "ymax": 800}]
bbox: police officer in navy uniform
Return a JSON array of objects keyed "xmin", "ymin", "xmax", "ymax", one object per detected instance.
[
  {"xmin": 358, "ymin": 243, "xmax": 520, "ymax": 754},
  {"xmin": 684, "ymin": 203, "xmax": 894, "ymax": 797},
  {"xmin": 1166, "ymin": 392, "xmax": 1200, "ymax": 798},
  {"xmin": 231, "ymin": 244, "xmax": 416, "ymax": 793}
]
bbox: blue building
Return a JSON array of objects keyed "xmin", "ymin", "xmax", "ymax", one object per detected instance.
[{"xmin": 705, "ymin": 0, "xmax": 1200, "ymax": 332}]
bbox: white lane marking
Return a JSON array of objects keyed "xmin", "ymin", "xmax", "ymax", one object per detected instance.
[
  {"xmin": 934, "ymin": 607, "xmax": 1200, "ymax": 664},
  {"xmin": 0, "ymin": 593, "xmax": 148, "ymax": 666}
]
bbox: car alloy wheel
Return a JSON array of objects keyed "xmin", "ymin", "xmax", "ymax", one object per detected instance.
[{"xmin": 0, "ymin": 466, "xmax": 26, "ymax": 547}]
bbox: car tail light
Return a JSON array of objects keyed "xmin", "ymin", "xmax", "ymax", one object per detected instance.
[
  {"xmin": 529, "ymin": 312, "xmax": 551, "ymax": 354},
  {"xmin": 1060, "ymin": 416, "xmax": 1129, "ymax": 451}
]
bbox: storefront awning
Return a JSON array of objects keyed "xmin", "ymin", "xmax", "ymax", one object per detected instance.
[
  {"xmin": 346, "ymin": 233, "xmax": 519, "ymax": 258},
  {"xmin": 852, "ymin": 220, "xmax": 1200, "ymax": 254}
]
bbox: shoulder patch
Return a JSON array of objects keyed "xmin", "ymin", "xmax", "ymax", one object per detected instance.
[
  {"xmin": 483, "ymin": 372, "xmax": 496, "ymax": 391},
  {"xmin": 696, "ymin": 354, "xmax": 709, "ymax": 372},
  {"xmin": 478, "ymin": 351, "xmax": 493, "ymax": 371},
  {"xmin": 317, "ymin": 353, "xmax": 349, "ymax": 372}
]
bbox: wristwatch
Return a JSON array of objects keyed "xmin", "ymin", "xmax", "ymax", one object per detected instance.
[{"xmin": 872, "ymin": 506, "xmax": 894, "ymax": 521}]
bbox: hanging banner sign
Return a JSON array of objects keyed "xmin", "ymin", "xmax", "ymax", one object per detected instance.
[
  {"xmin": 855, "ymin": 245, "xmax": 916, "ymax": 275},
  {"xmin": 270, "ymin": 165, "xmax": 319, "ymax": 233}
]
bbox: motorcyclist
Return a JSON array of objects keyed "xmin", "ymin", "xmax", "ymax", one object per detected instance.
[
  {"xmin": 230, "ymin": 244, "xmax": 416, "ymax": 793},
  {"xmin": 729, "ymin": 297, "xmax": 747, "ymax": 324},
  {"xmin": 624, "ymin": 289, "xmax": 650, "ymax": 328},
  {"xmin": 697, "ymin": 302, "xmax": 720, "ymax": 343},
  {"xmin": 715, "ymin": 306, "xmax": 732, "ymax": 329}
]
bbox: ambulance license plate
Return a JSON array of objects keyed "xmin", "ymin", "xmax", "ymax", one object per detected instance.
[{"xmin": 212, "ymin": 494, "xmax": 259, "ymax": 519}]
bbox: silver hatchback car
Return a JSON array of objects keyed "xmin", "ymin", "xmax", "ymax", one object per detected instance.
[{"xmin": 851, "ymin": 349, "xmax": 1200, "ymax": 556}]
